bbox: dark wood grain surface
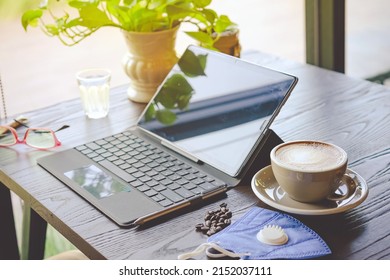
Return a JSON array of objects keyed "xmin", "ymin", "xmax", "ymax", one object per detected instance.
[{"xmin": 1, "ymin": 51, "xmax": 389, "ymax": 260}]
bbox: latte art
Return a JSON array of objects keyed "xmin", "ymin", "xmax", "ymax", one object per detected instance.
[
  {"xmin": 275, "ymin": 142, "xmax": 346, "ymax": 171},
  {"xmin": 271, "ymin": 141, "xmax": 351, "ymax": 203}
]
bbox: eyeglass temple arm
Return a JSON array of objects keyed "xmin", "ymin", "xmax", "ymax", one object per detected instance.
[
  {"xmin": 11, "ymin": 116, "xmax": 29, "ymax": 128},
  {"xmin": 55, "ymin": 125, "xmax": 70, "ymax": 132},
  {"xmin": 12, "ymin": 118, "xmax": 69, "ymax": 133}
]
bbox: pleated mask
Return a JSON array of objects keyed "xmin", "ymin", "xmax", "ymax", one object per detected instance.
[{"xmin": 178, "ymin": 207, "xmax": 331, "ymax": 260}]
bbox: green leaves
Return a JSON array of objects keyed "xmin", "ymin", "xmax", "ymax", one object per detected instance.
[
  {"xmin": 185, "ymin": 31, "xmax": 214, "ymax": 47},
  {"xmin": 21, "ymin": 1, "xmax": 121, "ymax": 45},
  {"xmin": 214, "ymin": 15, "xmax": 236, "ymax": 33},
  {"xmin": 144, "ymin": 73, "xmax": 194, "ymax": 125},
  {"xmin": 186, "ymin": 13, "xmax": 237, "ymax": 50},
  {"xmin": 156, "ymin": 110, "xmax": 177, "ymax": 125},
  {"xmin": 178, "ymin": 50, "xmax": 207, "ymax": 77},
  {"xmin": 145, "ymin": 72, "xmax": 195, "ymax": 125},
  {"xmin": 131, "ymin": 6, "xmax": 168, "ymax": 32},
  {"xmin": 75, "ymin": 5, "xmax": 115, "ymax": 28},
  {"xmin": 156, "ymin": 74, "xmax": 194, "ymax": 109},
  {"xmin": 21, "ymin": 0, "xmax": 237, "ymax": 49},
  {"xmin": 144, "ymin": 105, "xmax": 178, "ymax": 126},
  {"xmin": 107, "ymin": 4, "xmax": 131, "ymax": 30},
  {"xmin": 68, "ymin": 0, "xmax": 99, "ymax": 9},
  {"xmin": 166, "ymin": 4, "xmax": 197, "ymax": 26},
  {"xmin": 21, "ymin": 9, "xmax": 43, "ymax": 31},
  {"xmin": 145, "ymin": 103, "xmax": 156, "ymax": 122},
  {"xmin": 144, "ymin": 48, "xmax": 208, "ymax": 125},
  {"xmin": 193, "ymin": 0, "xmax": 212, "ymax": 8}
]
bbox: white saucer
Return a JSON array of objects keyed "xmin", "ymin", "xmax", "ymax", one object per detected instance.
[{"xmin": 251, "ymin": 165, "xmax": 369, "ymax": 215}]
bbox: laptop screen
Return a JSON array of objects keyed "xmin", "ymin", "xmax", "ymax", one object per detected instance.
[{"xmin": 138, "ymin": 46, "xmax": 297, "ymax": 177}]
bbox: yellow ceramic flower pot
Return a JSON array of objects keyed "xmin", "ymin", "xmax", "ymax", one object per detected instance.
[{"xmin": 122, "ymin": 25, "xmax": 179, "ymax": 103}]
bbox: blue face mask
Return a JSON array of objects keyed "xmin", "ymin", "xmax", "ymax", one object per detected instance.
[{"xmin": 178, "ymin": 207, "xmax": 331, "ymax": 260}]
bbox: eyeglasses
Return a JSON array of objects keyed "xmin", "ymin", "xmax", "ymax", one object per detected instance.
[{"xmin": 0, "ymin": 123, "xmax": 69, "ymax": 150}]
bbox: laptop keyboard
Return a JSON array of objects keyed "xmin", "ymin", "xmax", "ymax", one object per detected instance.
[{"xmin": 74, "ymin": 131, "xmax": 226, "ymax": 208}]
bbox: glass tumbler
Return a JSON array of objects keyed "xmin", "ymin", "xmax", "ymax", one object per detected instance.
[{"xmin": 76, "ymin": 68, "xmax": 111, "ymax": 119}]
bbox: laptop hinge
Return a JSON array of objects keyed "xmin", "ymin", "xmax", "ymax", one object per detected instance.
[{"xmin": 161, "ymin": 140, "xmax": 200, "ymax": 163}]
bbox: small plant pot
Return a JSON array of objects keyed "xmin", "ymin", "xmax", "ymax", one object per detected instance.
[{"xmin": 212, "ymin": 29, "xmax": 241, "ymax": 57}]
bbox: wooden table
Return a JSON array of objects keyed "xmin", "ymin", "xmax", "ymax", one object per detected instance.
[{"xmin": 1, "ymin": 51, "xmax": 389, "ymax": 260}]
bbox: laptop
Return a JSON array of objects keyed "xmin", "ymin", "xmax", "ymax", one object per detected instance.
[{"xmin": 37, "ymin": 46, "xmax": 298, "ymax": 226}]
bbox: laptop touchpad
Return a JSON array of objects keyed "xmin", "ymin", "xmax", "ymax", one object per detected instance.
[{"xmin": 64, "ymin": 164, "xmax": 162, "ymax": 225}]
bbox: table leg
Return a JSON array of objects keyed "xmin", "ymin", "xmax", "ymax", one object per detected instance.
[
  {"xmin": 0, "ymin": 182, "xmax": 20, "ymax": 260},
  {"xmin": 21, "ymin": 206, "xmax": 47, "ymax": 260}
]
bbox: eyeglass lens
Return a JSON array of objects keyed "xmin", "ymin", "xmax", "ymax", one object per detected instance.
[
  {"xmin": 25, "ymin": 129, "xmax": 56, "ymax": 149},
  {"xmin": 0, "ymin": 126, "xmax": 17, "ymax": 145}
]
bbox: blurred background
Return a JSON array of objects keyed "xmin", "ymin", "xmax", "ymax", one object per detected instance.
[
  {"xmin": 1, "ymin": 0, "xmax": 389, "ymax": 258},
  {"xmin": 1, "ymin": 0, "xmax": 389, "ymax": 117}
]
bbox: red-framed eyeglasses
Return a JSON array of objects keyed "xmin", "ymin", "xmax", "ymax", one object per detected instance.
[{"xmin": 0, "ymin": 123, "xmax": 69, "ymax": 150}]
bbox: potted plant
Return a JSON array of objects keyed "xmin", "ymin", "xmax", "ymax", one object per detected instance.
[{"xmin": 22, "ymin": 0, "xmax": 239, "ymax": 103}]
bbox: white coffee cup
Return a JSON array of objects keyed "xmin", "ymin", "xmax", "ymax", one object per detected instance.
[{"xmin": 270, "ymin": 140, "xmax": 356, "ymax": 203}]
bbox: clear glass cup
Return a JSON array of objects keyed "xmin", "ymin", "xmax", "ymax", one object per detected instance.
[{"xmin": 76, "ymin": 68, "xmax": 111, "ymax": 119}]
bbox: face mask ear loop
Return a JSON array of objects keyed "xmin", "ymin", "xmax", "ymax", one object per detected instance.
[
  {"xmin": 178, "ymin": 242, "xmax": 249, "ymax": 260},
  {"xmin": 178, "ymin": 243, "xmax": 212, "ymax": 260},
  {"xmin": 206, "ymin": 243, "xmax": 250, "ymax": 259}
]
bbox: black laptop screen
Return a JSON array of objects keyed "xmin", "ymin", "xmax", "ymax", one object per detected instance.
[{"xmin": 138, "ymin": 46, "xmax": 297, "ymax": 177}]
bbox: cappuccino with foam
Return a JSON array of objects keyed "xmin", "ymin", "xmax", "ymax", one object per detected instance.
[
  {"xmin": 274, "ymin": 142, "xmax": 346, "ymax": 171},
  {"xmin": 270, "ymin": 140, "xmax": 353, "ymax": 203}
]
